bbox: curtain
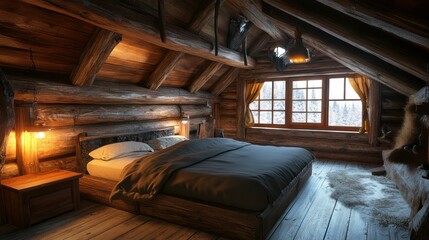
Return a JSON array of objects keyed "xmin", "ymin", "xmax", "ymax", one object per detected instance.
[
  {"xmin": 348, "ymin": 75, "xmax": 370, "ymax": 133},
  {"xmin": 244, "ymin": 79, "xmax": 264, "ymax": 127}
]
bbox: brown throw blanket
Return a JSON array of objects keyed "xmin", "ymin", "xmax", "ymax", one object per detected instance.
[{"xmin": 110, "ymin": 138, "xmax": 250, "ymax": 201}]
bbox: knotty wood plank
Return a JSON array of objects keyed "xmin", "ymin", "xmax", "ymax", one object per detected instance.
[
  {"xmin": 91, "ymin": 215, "xmax": 151, "ymax": 240},
  {"xmin": 116, "ymin": 219, "xmax": 197, "ymax": 240},
  {"xmin": 1, "ymin": 201, "xmax": 102, "ymax": 240},
  {"xmin": 324, "ymin": 201, "xmax": 352, "ymax": 240}
]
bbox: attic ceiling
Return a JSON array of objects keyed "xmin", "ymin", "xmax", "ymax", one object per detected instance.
[{"xmin": 0, "ymin": 0, "xmax": 428, "ymax": 96}]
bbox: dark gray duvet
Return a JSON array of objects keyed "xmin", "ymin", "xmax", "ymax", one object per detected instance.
[{"xmin": 110, "ymin": 138, "xmax": 314, "ymax": 211}]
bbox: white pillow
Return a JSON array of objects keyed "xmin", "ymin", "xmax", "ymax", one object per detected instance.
[
  {"xmin": 146, "ymin": 135, "xmax": 188, "ymax": 150},
  {"xmin": 89, "ymin": 141, "xmax": 154, "ymax": 160}
]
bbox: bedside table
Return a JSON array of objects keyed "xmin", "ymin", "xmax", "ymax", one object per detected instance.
[{"xmin": 1, "ymin": 169, "xmax": 82, "ymax": 227}]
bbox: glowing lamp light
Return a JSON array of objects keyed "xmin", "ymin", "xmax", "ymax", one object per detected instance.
[
  {"xmin": 286, "ymin": 28, "xmax": 310, "ymax": 64},
  {"xmin": 36, "ymin": 132, "xmax": 46, "ymax": 139}
]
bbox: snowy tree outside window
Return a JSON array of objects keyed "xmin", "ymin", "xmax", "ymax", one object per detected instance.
[{"xmin": 249, "ymin": 77, "xmax": 362, "ymax": 130}]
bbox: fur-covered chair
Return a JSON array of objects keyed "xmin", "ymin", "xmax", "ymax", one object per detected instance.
[{"xmin": 384, "ymin": 87, "xmax": 429, "ymax": 239}]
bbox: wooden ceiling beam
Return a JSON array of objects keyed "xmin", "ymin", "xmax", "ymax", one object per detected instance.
[
  {"xmin": 263, "ymin": 2, "xmax": 423, "ymax": 96},
  {"xmin": 315, "ymin": 0, "xmax": 429, "ymax": 51},
  {"xmin": 248, "ymin": 33, "xmax": 272, "ymax": 56},
  {"xmin": 211, "ymin": 68, "xmax": 240, "ymax": 96},
  {"xmin": 189, "ymin": 62, "xmax": 224, "ymax": 93},
  {"xmin": 145, "ymin": 0, "xmax": 224, "ymax": 90},
  {"xmin": 70, "ymin": 27, "xmax": 121, "ymax": 87},
  {"xmin": 228, "ymin": 0, "xmax": 285, "ymax": 40},
  {"xmin": 22, "ymin": 0, "xmax": 254, "ymax": 69},
  {"xmin": 264, "ymin": 0, "xmax": 429, "ymax": 81}
]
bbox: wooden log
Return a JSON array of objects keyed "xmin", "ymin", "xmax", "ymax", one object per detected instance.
[
  {"xmin": 22, "ymin": 0, "xmax": 255, "ymax": 69},
  {"xmin": 211, "ymin": 68, "xmax": 240, "ymax": 96},
  {"xmin": 265, "ymin": 0, "xmax": 428, "ymax": 81},
  {"xmin": 189, "ymin": 62, "xmax": 224, "ymax": 93},
  {"xmin": 145, "ymin": 51, "xmax": 184, "ymax": 90},
  {"xmin": 229, "ymin": 0, "xmax": 285, "ymax": 40},
  {"xmin": 15, "ymin": 105, "xmax": 40, "ymax": 175},
  {"xmin": 0, "ymin": 67, "xmax": 15, "ymax": 225},
  {"xmin": 369, "ymin": 80, "xmax": 381, "ymax": 146},
  {"xmin": 1, "ymin": 163, "xmax": 19, "ymax": 179},
  {"xmin": 39, "ymin": 155, "xmax": 78, "ymax": 172},
  {"xmin": 144, "ymin": 1, "xmax": 224, "ymax": 90},
  {"xmin": 236, "ymin": 78, "xmax": 245, "ymax": 140},
  {"xmin": 263, "ymin": 3, "xmax": 423, "ymax": 96},
  {"xmin": 32, "ymin": 104, "xmax": 211, "ymax": 127},
  {"xmin": 70, "ymin": 27, "xmax": 121, "ymax": 87},
  {"xmin": 8, "ymin": 73, "xmax": 218, "ymax": 105},
  {"xmin": 36, "ymin": 120, "xmax": 180, "ymax": 160},
  {"xmin": 315, "ymin": 0, "xmax": 429, "ymax": 52}
]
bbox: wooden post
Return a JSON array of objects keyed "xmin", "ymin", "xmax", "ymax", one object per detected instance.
[
  {"xmin": 0, "ymin": 68, "xmax": 15, "ymax": 225},
  {"xmin": 237, "ymin": 78, "xmax": 246, "ymax": 140},
  {"xmin": 369, "ymin": 80, "xmax": 381, "ymax": 146},
  {"xmin": 15, "ymin": 105, "xmax": 40, "ymax": 175}
]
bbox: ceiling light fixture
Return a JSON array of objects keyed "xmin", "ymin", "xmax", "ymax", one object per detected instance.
[{"xmin": 287, "ymin": 28, "xmax": 310, "ymax": 64}]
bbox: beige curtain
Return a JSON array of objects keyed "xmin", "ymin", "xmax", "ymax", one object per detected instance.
[
  {"xmin": 348, "ymin": 75, "xmax": 370, "ymax": 133},
  {"xmin": 244, "ymin": 79, "xmax": 264, "ymax": 127}
]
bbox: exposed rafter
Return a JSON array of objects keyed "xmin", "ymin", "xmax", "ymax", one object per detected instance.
[
  {"xmin": 264, "ymin": 0, "xmax": 429, "ymax": 81},
  {"xmin": 263, "ymin": 2, "xmax": 423, "ymax": 96},
  {"xmin": 70, "ymin": 27, "xmax": 121, "ymax": 87},
  {"xmin": 23, "ymin": 0, "xmax": 254, "ymax": 69},
  {"xmin": 228, "ymin": 0, "xmax": 285, "ymax": 40},
  {"xmin": 211, "ymin": 68, "xmax": 240, "ymax": 96},
  {"xmin": 189, "ymin": 62, "xmax": 224, "ymax": 93},
  {"xmin": 316, "ymin": 0, "xmax": 429, "ymax": 51},
  {"xmin": 145, "ymin": 0, "xmax": 225, "ymax": 90}
]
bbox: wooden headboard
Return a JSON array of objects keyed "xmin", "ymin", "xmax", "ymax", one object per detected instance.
[{"xmin": 76, "ymin": 127, "xmax": 175, "ymax": 173}]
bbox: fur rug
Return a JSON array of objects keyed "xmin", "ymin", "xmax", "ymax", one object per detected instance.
[{"xmin": 327, "ymin": 170, "xmax": 410, "ymax": 228}]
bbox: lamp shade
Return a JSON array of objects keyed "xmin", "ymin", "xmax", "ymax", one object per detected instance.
[{"xmin": 286, "ymin": 28, "xmax": 310, "ymax": 64}]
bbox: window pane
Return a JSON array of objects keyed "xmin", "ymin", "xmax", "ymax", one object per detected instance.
[
  {"xmin": 292, "ymin": 113, "xmax": 306, "ymax": 123},
  {"xmin": 273, "ymin": 111, "xmax": 285, "ymax": 124},
  {"xmin": 260, "ymin": 82, "xmax": 272, "ymax": 99},
  {"xmin": 260, "ymin": 111, "xmax": 272, "ymax": 124},
  {"xmin": 307, "ymin": 113, "xmax": 321, "ymax": 123},
  {"xmin": 308, "ymin": 80, "xmax": 322, "ymax": 88},
  {"xmin": 274, "ymin": 81, "xmax": 286, "ymax": 99},
  {"xmin": 345, "ymin": 79, "xmax": 360, "ymax": 99},
  {"xmin": 249, "ymin": 101, "xmax": 258, "ymax": 110},
  {"xmin": 274, "ymin": 100, "xmax": 285, "ymax": 110},
  {"xmin": 252, "ymin": 111, "xmax": 259, "ymax": 124},
  {"xmin": 260, "ymin": 101, "xmax": 272, "ymax": 110},
  {"xmin": 329, "ymin": 78, "xmax": 344, "ymax": 100},
  {"xmin": 292, "ymin": 100, "xmax": 306, "ymax": 111},
  {"xmin": 293, "ymin": 80, "xmax": 306, "ymax": 88},
  {"xmin": 329, "ymin": 101, "xmax": 362, "ymax": 127},
  {"xmin": 293, "ymin": 89, "xmax": 306, "ymax": 100},
  {"xmin": 308, "ymin": 100, "xmax": 322, "ymax": 112},
  {"xmin": 308, "ymin": 88, "xmax": 322, "ymax": 99}
]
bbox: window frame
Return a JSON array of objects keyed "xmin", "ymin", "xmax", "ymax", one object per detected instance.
[{"xmin": 250, "ymin": 75, "xmax": 361, "ymax": 131}]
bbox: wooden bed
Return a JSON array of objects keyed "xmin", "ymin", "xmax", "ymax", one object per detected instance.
[{"xmin": 76, "ymin": 127, "xmax": 313, "ymax": 240}]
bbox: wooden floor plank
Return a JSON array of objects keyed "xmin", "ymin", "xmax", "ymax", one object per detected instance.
[
  {"xmin": 0, "ymin": 159, "xmax": 410, "ymax": 240},
  {"xmin": 91, "ymin": 215, "xmax": 152, "ymax": 240}
]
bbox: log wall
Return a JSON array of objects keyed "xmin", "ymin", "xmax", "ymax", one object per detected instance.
[{"xmin": 2, "ymin": 72, "xmax": 214, "ymax": 178}]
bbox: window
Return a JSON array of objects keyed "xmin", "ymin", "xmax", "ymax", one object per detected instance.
[{"xmin": 250, "ymin": 76, "xmax": 362, "ymax": 130}]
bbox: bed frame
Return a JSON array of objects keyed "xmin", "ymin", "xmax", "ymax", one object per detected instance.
[{"xmin": 76, "ymin": 127, "xmax": 313, "ymax": 239}]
